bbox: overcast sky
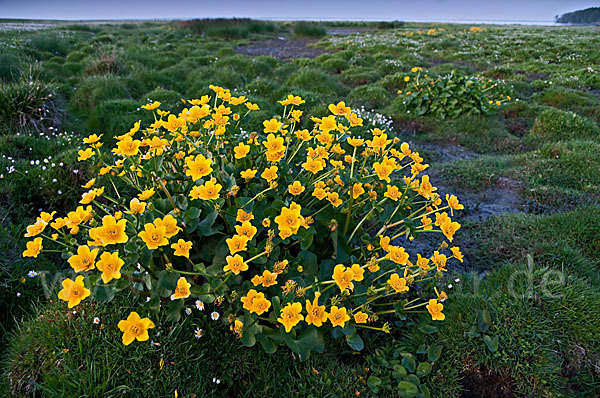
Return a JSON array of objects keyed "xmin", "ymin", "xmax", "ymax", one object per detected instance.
[{"xmin": 1, "ymin": 0, "xmax": 598, "ymax": 22}]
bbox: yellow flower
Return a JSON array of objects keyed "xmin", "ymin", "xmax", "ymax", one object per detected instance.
[
  {"xmin": 451, "ymin": 246, "xmax": 464, "ymax": 263},
  {"xmin": 426, "ymin": 299, "xmax": 445, "ymax": 321},
  {"xmin": 302, "ymin": 156, "xmax": 325, "ymax": 174},
  {"xmin": 190, "ymin": 178, "xmax": 222, "ymax": 200},
  {"xmin": 440, "ymin": 219, "xmax": 461, "ymax": 242},
  {"xmin": 251, "ymin": 274, "xmax": 263, "ymax": 286},
  {"xmin": 226, "ymin": 234, "xmax": 249, "ymax": 254},
  {"xmin": 138, "ymin": 223, "xmax": 168, "ymax": 250},
  {"xmin": 354, "ymin": 311, "xmax": 368, "ymax": 324},
  {"xmin": 347, "ymin": 137, "xmax": 364, "ymax": 147},
  {"xmin": 58, "ymin": 275, "xmax": 90, "ymax": 308},
  {"xmin": 224, "ymin": 254, "xmax": 248, "ymax": 275},
  {"xmin": 261, "ymin": 166, "xmax": 278, "ymax": 182},
  {"xmin": 313, "ymin": 187, "xmax": 328, "ymax": 200},
  {"xmin": 24, "ymin": 219, "xmax": 47, "ymax": 237},
  {"xmin": 384, "ymin": 185, "xmax": 401, "ymax": 201},
  {"xmin": 118, "ymin": 311, "xmax": 155, "ymax": 345},
  {"xmin": 68, "ymin": 245, "xmax": 99, "ymax": 272},
  {"xmin": 328, "ymin": 101, "xmax": 351, "ymax": 116},
  {"xmin": 350, "ymin": 263, "xmax": 364, "ymax": 281},
  {"xmin": 328, "ymin": 306, "xmax": 350, "ymax": 328},
  {"xmin": 234, "ymin": 142, "xmax": 250, "ymax": 159},
  {"xmin": 274, "ymin": 203, "xmax": 302, "ymax": 237},
  {"xmin": 260, "ymin": 269, "xmax": 278, "ymax": 287},
  {"xmin": 319, "ymin": 115, "xmax": 337, "ymax": 133},
  {"xmin": 351, "ymin": 183, "xmax": 365, "ymax": 199},
  {"xmin": 333, "ymin": 264, "xmax": 354, "ymax": 291},
  {"xmin": 141, "ymin": 101, "xmax": 161, "ymax": 110},
  {"xmin": 235, "ymin": 221, "xmax": 257, "ymax": 240},
  {"xmin": 305, "ymin": 296, "xmax": 328, "ymax": 327},
  {"xmin": 116, "ymin": 136, "xmax": 141, "ymax": 156},
  {"xmin": 279, "ymin": 94, "xmax": 305, "ymax": 106},
  {"xmin": 23, "ymin": 237, "xmax": 43, "ymax": 258},
  {"xmin": 154, "ymin": 215, "xmax": 181, "ymax": 238},
  {"xmin": 263, "ymin": 118, "xmax": 283, "ymax": 133},
  {"xmin": 185, "ymin": 154, "xmax": 213, "ymax": 181},
  {"xmin": 241, "ymin": 289, "xmax": 261, "ymax": 310},
  {"xmin": 250, "ymin": 296, "xmax": 271, "ymax": 315},
  {"xmin": 138, "ymin": 188, "xmax": 155, "ymax": 201},
  {"xmin": 96, "ymin": 251, "xmax": 124, "ymax": 283},
  {"xmin": 388, "ymin": 273, "xmax": 409, "ymax": 293},
  {"xmin": 83, "ymin": 134, "xmax": 102, "ymax": 144},
  {"xmin": 387, "ymin": 246, "xmax": 409, "ymax": 265},
  {"xmin": 263, "ymin": 133, "xmax": 285, "ymax": 153},
  {"xmin": 416, "ymin": 254, "xmax": 431, "ymax": 270},
  {"xmin": 288, "ymin": 181, "xmax": 305, "ymax": 196},
  {"xmin": 88, "ymin": 215, "xmax": 128, "ymax": 246},
  {"xmin": 446, "ymin": 194, "xmax": 464, "ymax": 215},
  {"xmin": 295, "ymin": 129, "xmax": 312, "ymax": 141},
  {"xmin": 240, "ymin": 168, "xmax": 257, "ymax": 180},
  {"xmin": 126, "ymin": 198, "xmax": 146, "ymax": 214},
  {"xmin": 278, "ymin": 302, "xmax": 304, "ymax": 332},
  {"xmin": 262, "ymin": 218, "xmax": 271, "ymax": 227},
  {"xmin": 171, "ymin": 277, "xmax": 191, "ymax": 300},
  {"xmin": 236, "ymin": 209, "xmax": 254, "ymax": 223},
  {"xmin": 432, "ymin": 251, "xmax": 447, "ymax": 271},
  {"xmin": 78, "ymin": 148, "xmax": 94, "ymax": 161},
  {"xmin": 327, "ymin": 192, "xmax": 342, "ymax": 207},
  {"xmin": 171, "ymin": 239, "xmax": 192, "ymax": 258}
]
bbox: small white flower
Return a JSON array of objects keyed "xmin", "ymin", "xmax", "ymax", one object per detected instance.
[
  {"xmin": 210, "ymin": 311, "xmax": 219, "ymax": 321},
  {"xmin": 448, "ymin": 284, "xmax": 453, "ymax": 289},
  {"xmin": 27, "ymin": 270, "xmax": 38, "ymax": 278},
  {"xmin": 93, "ymin": 317, "xmax": 100, "ymax": 324},
  {"xmin": 194, "ymin": 328, "xmax": 204, "ymax": 339},
  {"xmin": 454, "ymin": 278, "xmax": 460, "ymax": 283},
  {"xmin": 16, "ymin": 292, "xmax": 21, "ymax": 297},
  {"xmin": 185, "ymin": 308, "xmax": 192, "ymax": 315},
  {"xmin": 195, "ymin": 300, "xmax": 205, "ymax": 311}
]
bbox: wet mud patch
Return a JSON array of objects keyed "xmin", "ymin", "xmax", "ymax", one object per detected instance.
[
  {"xmin": 459, "ymin": 363, "xmax": 514, "ymax": 398},
  {"xmin": 234, "ymin": 37, "xmax": 328, "ymax": 60}
]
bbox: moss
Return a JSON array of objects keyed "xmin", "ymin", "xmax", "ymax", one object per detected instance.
[
  {"xmin": 65, "ymin": 50, "xmax": 87, "ymax": 63},
  {"xmin": 86, "ymin": 99, "xmax": 149, "ymax": 141}
]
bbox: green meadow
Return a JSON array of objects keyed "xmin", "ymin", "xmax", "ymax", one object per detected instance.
[{"xmin": 1, "ymin": 19, "xmax": 600, "ymax": 397}]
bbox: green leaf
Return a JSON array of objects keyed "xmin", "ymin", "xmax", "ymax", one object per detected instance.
[
  {"xmin": 94, "ymin": 284, "xmax": 115, "ymax": 303},
  {"xmin": 298, "ymin": 250, "xmax": 318, "ymax": 277},
  {"xmin": 345, "ymin": 333, "xmax": 364, "ymax": 351},
  {"xmin": 198, "ymin": 211, "xmax": 219, "ymax": 236},
  {"xmin": 397, "ymin": 381, "xmax": 419, "ymax": 398},
  {"xmin": 418, "ymin": 324, "xmax": 439, "ymax": 334},
  {"xmin": 257, "ymin": 334, "xmax": 278, "ymax": 354},
  {"xmin": 166, "ymin": 299, "xmax": 184, "ymax": 322},
  {"xmin": 427, "ymin": 344, "xmax": 442, "ymax": 362},
  {"xmin": 157, "ymin": 270, "xmax": 179, "ymax": 290},
  {"xmin": 367, "ymin": 375, "xmax": 382, "ymax": 392},
  {"xmin": 483, "ymin": 335, "xmax": 499, "ymax": 353},
  {"xmin": 416, "ymin": 362, "xmax": 432, "ymax": 377},
  {"xmin": 402, "ymin": 356, "xmax": 416, "ymax": 373},
  {"xmin": 241, "ymin": 329, "xmax": 256, "ymax": 347},
  {"xmin": 478, "ymin": 309, "xmax": 492, "ymax": 333}
]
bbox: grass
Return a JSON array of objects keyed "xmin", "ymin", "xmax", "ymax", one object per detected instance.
[{"xmin": 1, "ymin": 18, "xmax": 600, "ymax": 397}]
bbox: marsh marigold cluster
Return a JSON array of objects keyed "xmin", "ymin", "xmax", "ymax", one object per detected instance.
[{"xmin": 23, "ymin": 86, "xmax": 463, "ymax": 356}]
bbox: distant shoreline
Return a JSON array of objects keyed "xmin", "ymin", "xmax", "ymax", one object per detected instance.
[{"xmin": 0, "ymin": 17, "xmax": 576, "ymax": 27}]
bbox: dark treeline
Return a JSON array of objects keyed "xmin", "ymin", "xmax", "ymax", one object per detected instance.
[{"xmin": 556, "ymin": 7, "xmax": 600, "ymax": 24}]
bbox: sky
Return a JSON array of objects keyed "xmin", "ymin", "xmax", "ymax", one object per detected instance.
[{"xmin": 1, "ymin": 0, "xmax": 598, "ymax": 22}]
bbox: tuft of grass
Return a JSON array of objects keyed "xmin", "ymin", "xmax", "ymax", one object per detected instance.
[
  {"xmin": 69, "ymin": 75, "xmax": 130, "ymax": 115},
  {"xmin": 28, "ymin": 33, "xmax": 71, "ymax": 57},
  {"xmin": 528, "ymin": 108, "xmax": 600, "ymax": 143},
  {"xmin": 293, "ymin": 22, "xmax": 327, "ymax": 38},
  {"xmin": 182, "ymin": 18, "xmax": 278, "ymax": 39}
]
